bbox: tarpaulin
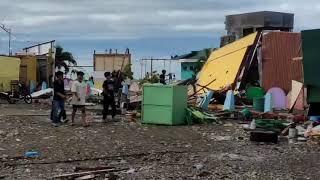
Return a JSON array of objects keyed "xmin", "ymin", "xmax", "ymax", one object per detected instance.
[
  {"xmin": 197, "ymin": 32, "xmax": 258, "ymax": 91},
  {"xmin": 0, "ymin": 56, "xmax": 20, "ymax": 92}
]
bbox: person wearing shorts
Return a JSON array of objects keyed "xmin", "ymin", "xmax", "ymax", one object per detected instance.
[{"xmin": 71, "ymin": 71, "xmax": 89, "ymax": 127}]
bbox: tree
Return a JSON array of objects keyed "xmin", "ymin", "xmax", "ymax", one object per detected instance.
[
  {"xmin": 193, "ymin": 48, "xmax": 213, "ymax": 76},
  {"xmin": 123, "ymin": 64, "xmax": 134, "ymax": 80},
  {"xmin": 55, "ymin": 45, "xmax": 77, "ymax": 73}
]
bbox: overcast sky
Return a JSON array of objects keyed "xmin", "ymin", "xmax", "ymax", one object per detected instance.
[{"xmin": 1, "ymin": 0, "xmax": 320, "ymax": 77}]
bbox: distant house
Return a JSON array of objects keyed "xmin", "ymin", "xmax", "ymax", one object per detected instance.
[
  {"xmin": 14, "ymin": 53, "xmax": 54, "ymax": 91},
  {"xmin": 179, "ymin": 59, "xmax": 199, "ymax": 80},
  {"xmin": 15, "ymin": 55, "xmax": 37, "ymax": 86},
  {"xmin": 93, "ymin": 48, "xmax": 131, "ymax": 90},
  {"xmin": 93, "ymin": 48, "xmax": 131, "ymax": 73},
  {"xmin": 221, "ymin": 11, "xmax": 294, "ymax": 47},
  {"xmin": 173, "ymin": 48, "xmax": 212, "ymax": 80},
  {"xmin": 22, "ymin": 40, "xmax": 56, "ymax": 88}
]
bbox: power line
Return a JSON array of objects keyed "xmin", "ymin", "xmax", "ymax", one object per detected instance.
[{"xmin": 0, "ymin": 23, "xmax": 12, "ymax": 55}]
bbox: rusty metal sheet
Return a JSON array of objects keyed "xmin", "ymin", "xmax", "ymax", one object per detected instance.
[{"xmin": 261, "ymin": 32, "xmax": 303, "ymax": 93}]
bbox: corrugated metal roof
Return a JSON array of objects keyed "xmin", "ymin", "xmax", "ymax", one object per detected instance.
[
  {"xmin": 261, "ymin": 32, "xmax": 303, "ymax": 93},
  {"xmin": 178, "ymin": 59, "xmax": 199, "ymax": 63},
  {"xmin": 197, "ymin": 32, "xmax": 258, "ymax": 91},
  {"xmin": 173, "ymin": 48, "xmax": 212, "ymax": 60}
]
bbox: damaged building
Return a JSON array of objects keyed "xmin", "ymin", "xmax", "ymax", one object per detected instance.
[{"xmin": 221, "ymin": 11, "xmax": 294, "ymax": 47}]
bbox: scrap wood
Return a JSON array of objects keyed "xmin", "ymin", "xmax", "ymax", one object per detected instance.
[
  {"xmin": 289, "ymin": 80, "xmax": 303, "ymax": 110},
  {"xmin": 49, "ymin": 168, "xmax": 128, "ymax": 179},
  {"xmin": 0, "ymin": 114, "xmax": 49, "ymax": 117},
  {"xmin": 74, "ymin": 166, "xmax": 115, "ymax": 172},
  {"xmin": 249, "ymin": 111, "xmax": 293, "ymax": 120},
  {"xmin": 75, "ymin": 174, "xmax": 95, "ymax": 180},
  {"xmin": 4, "ymin": 150, "xmax": 193, "ymax": 167},
  {"xmin": 188, "ymin": 79, "xmax": 216, "ymax": 99},
  {"xmin": 214, "ymin": 111, "xmax": 233, "ymax": 117},
  {"xmin": 281, "ymin": 123, "xmax": 295, "ymax": 136}
]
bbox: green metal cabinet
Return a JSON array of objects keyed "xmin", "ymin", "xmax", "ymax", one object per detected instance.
[
  {"xmin": 142, "ymin": 84, "xmax": 187, "ymax": 125},
  {"xmin": 302, "ymin": 29, "xmax": 320, "ymax": 103}
]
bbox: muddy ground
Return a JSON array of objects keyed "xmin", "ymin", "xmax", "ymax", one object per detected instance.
[{"xmin": 0, "ymin": 103, "xmax": 320, "ymax": 180}]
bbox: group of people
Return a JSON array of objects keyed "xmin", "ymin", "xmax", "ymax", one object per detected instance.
[
  {"xmin": 145, "ymin": 70, "xmax": 175, "ymax": 85},
  {"xmin": 160, "ymin": 70, "xmax": 175, "ymax": 85},
  {"xmin": 51, "ymin": 70, "xmax": 128, "ymax": 127}
]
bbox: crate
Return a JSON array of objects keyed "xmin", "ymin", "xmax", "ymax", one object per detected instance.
[{"xmin": 142, "ymin": 84, "xmax": 187, "ymax": 125}]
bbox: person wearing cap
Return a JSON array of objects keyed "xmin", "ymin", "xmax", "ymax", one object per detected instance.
[{"xmin": 71, "ymin": 71, "xmax": 89, "ymax": 127}]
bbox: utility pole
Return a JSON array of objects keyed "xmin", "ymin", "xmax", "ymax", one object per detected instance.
[
  {"xmin": 150, "ymin": 57, "xmax": 153, "ymax": 75},
  {"xmin": 141, "ymin": 58, "xmax": 173, "ymax": 76},
  {"xmin": 0, "ymin": 24, "xmax": 12, "ymax": 56}
]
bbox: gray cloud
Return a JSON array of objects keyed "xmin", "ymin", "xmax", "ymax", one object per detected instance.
[{"xmin": 1, "ymin": 0, "xmax": 320, "ymax": 41}]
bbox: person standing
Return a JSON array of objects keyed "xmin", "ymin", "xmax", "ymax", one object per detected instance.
[
  {"xmin": 51, "ymin": 71, "xmax": 67, "ymax": 127},
  {"xmin": 120, "ymin": 77, "xmax": 129, "ymax": 114},
  {"xmin": 159, "ymin": 70, "xmax": 166, "ymax": 85},
  {"xmin": 71, "ymin": 71, "xmax": 89, "ymax": 127},
  {"xmin": 168, "ymin": 73, "xmax": 172, "ymax": 83},
  {"xmin": 102, "ymin": 72, "xmax": 116, "ymax": 122}
]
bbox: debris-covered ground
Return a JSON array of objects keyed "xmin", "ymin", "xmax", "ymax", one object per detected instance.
[{"xmin": 1, "ymin": 104, "xmax": 320, "ymax": 179}]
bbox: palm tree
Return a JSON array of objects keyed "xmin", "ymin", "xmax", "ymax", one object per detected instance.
[
  {"xmin": 193, "ymin": 48, "xmax": 213, "ymax": 75},
  {"xmin": 55, "ymin": 45, "xmax": 77, "ymax": 73}
]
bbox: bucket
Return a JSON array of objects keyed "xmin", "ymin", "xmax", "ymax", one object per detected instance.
[
  {"xmin": 288, "ymin": 128, "xmax": 298, "ymax": 139},
  {"xmin": 253, "ymin": 97, "xmax": 265, "ymax": 112}
]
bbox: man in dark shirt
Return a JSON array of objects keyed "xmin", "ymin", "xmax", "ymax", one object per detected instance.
[
  {"xmin": 51, "ymin": 71, "xmax": 67, "ymax": 127},
  {"xmin": 159, "ymin": 70, "xmax": 166, "ymax": 84},
  {"xmin": 102, "ymin": 72, "xmax": 116, "ymax": 122}
]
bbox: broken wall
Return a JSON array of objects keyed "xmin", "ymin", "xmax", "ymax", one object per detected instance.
[{"xmin": 0, "ymin": 56, "xmax": 20, "ymax": 92}]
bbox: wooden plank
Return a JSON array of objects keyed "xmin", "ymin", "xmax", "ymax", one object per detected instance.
[
  {"xmin": 50, "ymin": 168, "xmax": 127, "ymax": 179},
  {"xmin": 290, "ymin": 80, "xmax": 303, "ymax": 110}
]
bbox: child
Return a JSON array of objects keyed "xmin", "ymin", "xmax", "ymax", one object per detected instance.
[{"xmin": 71, "ymin": 71, "xmax": 89, "ymax": 127}]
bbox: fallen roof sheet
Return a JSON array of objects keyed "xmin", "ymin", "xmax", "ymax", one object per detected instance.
[
  {"xmin": 197, "ymin": 32, "xmax": 258, "ymax": 91},
  {"xmin": 261, "ymin": 32, "xmax": 303, "ymax": 93}
]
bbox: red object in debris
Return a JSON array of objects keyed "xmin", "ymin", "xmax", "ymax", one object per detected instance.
[{"xmin": 293, "ymin": 115, "xmax": 307, "ymax": 123}]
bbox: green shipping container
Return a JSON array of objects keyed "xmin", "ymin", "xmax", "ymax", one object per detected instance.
[
  {"xmin": 142, "ymin": 84, "xmax": 187, "ymax": 125},
  {"xmin": 302, "ymin": 29, "xmax": 320, "ymax": 103}
]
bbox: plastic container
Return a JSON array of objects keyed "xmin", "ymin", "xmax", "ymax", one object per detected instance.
[
  {"xmin": 288, "ymin": 128, "xmax": 298, "ymax": 139},
  {"xmin": 250, "ymin": 119, "xmax": 256, "ymax": 130},
  {"xmin": 25, "ymin": 151, "xmax": 40, "ymax": 158},
  {"xmin": 253, "ymin": 97, "xmax": 265, "ymax": 112}
]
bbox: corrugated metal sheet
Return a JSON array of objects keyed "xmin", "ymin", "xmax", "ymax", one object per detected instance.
[
  {"xmin": 261, "ymin": 32, "xmax": 303, "ymax": 93},
  {"xmin": 302, "ymin": 29, "xmax": 320, "ymax": 103},
  {"xmin": 197, "ymin": 32, "xmax": 258, "ymax": 91}
]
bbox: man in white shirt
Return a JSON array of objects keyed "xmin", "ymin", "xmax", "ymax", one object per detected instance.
[{"xmin": 71, "ymin": 71, "xmax": 89, "ymax": 127}]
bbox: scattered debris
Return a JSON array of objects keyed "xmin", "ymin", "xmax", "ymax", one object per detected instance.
[{"xmin": 193, "ymin": 163, "xmax": 204, "ymax": 170}]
